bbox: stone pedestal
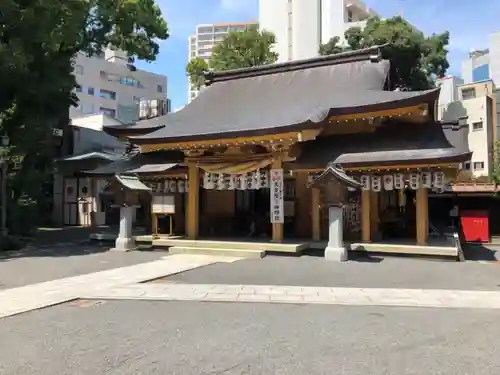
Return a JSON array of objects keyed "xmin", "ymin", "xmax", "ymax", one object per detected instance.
[
  {"xmin": 112, "ymin": 205, "xmax": 137, "ymax": 251},
  {"xmin": 324, "ymin": 205, "xmax": 347, "ymax": 262}
]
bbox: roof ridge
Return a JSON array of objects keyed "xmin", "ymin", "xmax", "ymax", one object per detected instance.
[{"xmin": 204, "ymin": 44, "xmax": 387, "ymax": 86}]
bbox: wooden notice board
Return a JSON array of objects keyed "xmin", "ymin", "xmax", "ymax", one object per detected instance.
[{"xmin": 151, "ymin": 195, "xmax": 175, "ymax": 237}]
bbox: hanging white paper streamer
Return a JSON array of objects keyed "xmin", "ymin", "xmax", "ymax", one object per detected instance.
[
  {"xmin": 371, "ymin": 176, "xmax": 381, "ymax": 192},
  {"xmin": 409, "ymin": 173, "xmax": 420, "ymax": 190},
  {"xmin": 360, "ymin": 175, "xmax": 371, "ymax": 190},
  {"xmin": 383, "ymin": 175, "xmax": 394, "ymax": 191},
  {"xmin": 433, "ymin": 171, "xmax": 445, "ymax": 189},
  {"xmin": 421, "ymin": 172, "xmax": 432, "ymax": 188},
  {"xmin": 394, "ymin": 173, "xmax": 405, "ymax": 189}
]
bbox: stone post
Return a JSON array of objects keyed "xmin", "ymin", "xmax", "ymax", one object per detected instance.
[
  {"xmin": 112, "ymin": 205, "xmax": 138, "ymax": 251},
  {"xmin": 324, "ymin": 205, "xmax": 347, "ymax": 262}
]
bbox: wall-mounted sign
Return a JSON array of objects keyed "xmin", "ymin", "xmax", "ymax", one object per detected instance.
[{"xmin": 270, "ymin": 169, "xmax": 284, "ymax": 224}]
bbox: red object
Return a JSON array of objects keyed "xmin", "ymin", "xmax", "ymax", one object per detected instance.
[{"xmin": 461, "ymin": 210, "xmax": 489, "ymax": 243}]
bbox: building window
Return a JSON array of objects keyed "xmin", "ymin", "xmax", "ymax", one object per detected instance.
[
  {"xmin": 463, "ymin": 161, "xmax": 471, "ymax": 171},
  {"xmin": 99, "ymin": 107, "xmax": 116, "ymax": 117},
  {"xmin": 87, "ymin": 87, "xmax": 95, "ymax": 96},
  {"xmin": 473, "ymin": 162, "xmax": 485, "ymax": 171},
  {"xmin": 197, "ymin": 26, "xmax": 213, "ymax": 34},
  {"xmin": 214, "ymin": 26, "xmax": 228, "ymax": 33},
  {"xmin": 75, "ymin": 85, "xmax": 82, "ymax": 93},
  {"xmin": 472, "ymin": 64, "xmax": 490, "ymax": 82},
  {"xmin": 133, "ymin": 96, "xmax": 142, "ymax": 102},
  {"xmin": 74, "ymin": 65, "xmax": 83, "ymax": 74},
  {"xmin": 462, "ymin": 88, "xmax": 476, "ymax": 100},
  {"xmin": 119, "ymin": 76, "xmax": 140, "ymax": 87},
  {"xmin": 100, "ymin": 89, "xmax": 116, "ymax": 100},
  {"xmin": 157, "ymin": 85, "xmax": 163, "ymax": 93},
  {"xmin": 347, "ymin": 10, "xmax": 354, "ymax": 22},
  {"xmin": 472, "ymin": 121, "xmax": 483, "ymax": 131}
]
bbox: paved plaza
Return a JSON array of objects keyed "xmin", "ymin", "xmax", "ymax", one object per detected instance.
[
  {"xmin": 2, "ymin": 246, "xmax": 500, "ymax": 374},
  {"xmin": 1, "ymin": 301, "xmax": 500, "ymax": 374}
]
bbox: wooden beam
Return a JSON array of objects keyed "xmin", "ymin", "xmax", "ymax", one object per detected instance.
[
  {"xmin": 370, "ymin": 191, "xmax": 379, "ymax": 241},
  {"xmin": 186, "ymin": 164, "xmax": 200, "ymax": 240},
  {"xmin": 328, "ymin": 104, "xmax": 428, "ymax": 122}
]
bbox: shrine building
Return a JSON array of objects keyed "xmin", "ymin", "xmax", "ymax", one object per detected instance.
[{"xmin": 87, "ymin": 45, "xmax": 471, "ymax": 258}]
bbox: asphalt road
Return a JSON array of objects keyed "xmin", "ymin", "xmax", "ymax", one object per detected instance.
[
  {"xmin": 0, "ymin": 300, "xmax": 498, "ymax": 374},
  {"xmin": 166, "ymin": 255, "xmax": 500, "ymax": 291},
  {"xmin": 0, "ymin": 244, "xmax": 165, "ymax": 289}
]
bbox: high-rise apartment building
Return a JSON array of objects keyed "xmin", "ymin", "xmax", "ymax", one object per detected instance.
[
  {"xmin": 187, "ymin": 22, "xmax": 257, "ymax": 102},
  {"xmin": 71, "ymin": 48, "xmax": 168, "ymax": 122},
  {"xmin": 258, "ymin": 0, "xmax": 377, "ymax": 63}
]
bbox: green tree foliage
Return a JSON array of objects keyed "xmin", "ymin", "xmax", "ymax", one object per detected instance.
[
  {"xmin": 319, "ymin": 16, "xmax": 449, "ymax": 90},
  {"xmin": 491, "ymin": 141, "xmax": 500, "ymax": 187},
  {"xmin": 186, "ymin": 25, "xmax": 278, "ymax": 90},
  {"xmin": 186, "ymin": 58, "xmax": 209, "ymax": 90},
  {"xmin": 0, "ymin": 0, "xmax": 168, "ymax": 234}
]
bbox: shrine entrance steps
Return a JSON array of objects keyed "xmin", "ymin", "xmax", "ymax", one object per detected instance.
[{"xmin": 152, "ymin": 238, "xmax": 309, "ymax": 259}]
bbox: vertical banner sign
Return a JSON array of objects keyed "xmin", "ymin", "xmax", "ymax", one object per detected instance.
[{"xmin": 270, "ymin": 169, "xmax": 284, "ymax": 224}]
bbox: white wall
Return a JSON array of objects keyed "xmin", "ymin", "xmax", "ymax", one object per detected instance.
[
  {"xmin": 72, "ymin": 50, "xmax": 167, "ymax": 120},
  {"xmin": 436, "ymin": 76, "xmax": 463, "ymax": 107},
  {"xmin": 291, "ymin": 0, "xmax": 322, "ymax": 61},
  {"xmin": 440, "ymin": 97, "xmax": 492, "ymax": 177},
  {"xmin": 258, "ymin": 0, "xmax": 290, "ymax": 62},
  {"xmin": 489, "ymin": 31, "xmax": 500, "ymax": 85}
]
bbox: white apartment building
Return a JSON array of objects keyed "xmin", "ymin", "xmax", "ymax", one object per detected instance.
[
  {"xmin": 437, "ymin": 77, "xmax": 496, "ymax": 179},
  {"xmin": 187, "ymin": 22, "xmax": 257, "ymax": 102},
  {"xmin": 258, "ymin": 0, "xmax": 377, "ymax": 63},
  {"xmin": 72, "ymin": 48, "xmax": 167, "ymax": 122}
]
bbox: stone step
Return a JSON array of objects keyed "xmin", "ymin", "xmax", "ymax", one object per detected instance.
[
  {"xmin": 154, "ymin": 239, "xmax": 306, "ymax": 253},
  {"xmin": 350, "ymin": 243, "xmax": 458, "ymax": 257},
  {"xmin": 168, "ymin": 246, "xmax": 265, "ymax": 259}
]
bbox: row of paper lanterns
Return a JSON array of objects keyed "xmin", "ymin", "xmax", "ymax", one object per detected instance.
[
  {"xmin": 360, "ymin": 172, "xmax": 445, "ymax": 191},
  {"xmin": 203, "ymin": 170, "xmax": 270, "ymax": 190},
  {"xmin": 145, "ymin": 179, "xmax": 188, "ymax": 193}
]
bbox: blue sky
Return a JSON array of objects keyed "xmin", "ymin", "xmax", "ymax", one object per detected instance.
[{"xmin": 135, "ymin": 0, "xmax": 500, "ymax": 111}]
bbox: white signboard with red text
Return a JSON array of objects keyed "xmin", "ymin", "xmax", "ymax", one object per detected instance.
[{"xmin": 270, "ymin": 168, "xmax": 284, "ymax": 224}]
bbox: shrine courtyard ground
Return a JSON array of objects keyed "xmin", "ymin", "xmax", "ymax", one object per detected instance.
[{"xmin": 2, "ymin": 239, "xmax": 500, "ymax": 374}]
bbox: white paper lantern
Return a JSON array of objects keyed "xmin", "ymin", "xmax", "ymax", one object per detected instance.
[
  {"xmin": 360, "ymin": 175, "xmax": 371, "ymax": 191},
  {"xmin": 227, "ymin": 175, "xmax": 236, "ymax": 190},
  {"xmin": 203, "ymin": 172, "xmax": 214, "ymax": 190},
  {"xmin": 433, "ymin": 171, "xmax": 445, "ymax": 189},
  {"xmin": 237, "ymin": 174, "xmax": 248, "ymax": 190},
  {"xmin": 409, "ymin": 173, "xmax": 421, "ymax": 190},
  {"xmin": 383, "ymin": 175, "xmax": 394, "ymax": 191},
  {"xmin": 246, "ymin": 173, "xmax": 254, "ymax": 190},
  {"xmin": 421, "ymin": 172, "xmax": 432, "ymax": 188},
  {"xmin": 216, "ymin": 173, "xmax": 225, "ymax": 190},
  {"xmin": 260, "ymin": 170, "xmax": 269, "ymax": 188},
  {"xmin": 168, "ymin": 179, "xmax": 178, "ymax": 193},
  {"xmin": 252, "ymin": 170, "xmax": 261, "ymax": 190},
  {"xmin": 177, "ymin": 179, "xmax": 185, "ymax": 193},
  {"xmin": 371, "ymin": 176, "xmax": 381, "ymax": 192},
  {"xmin": 394, "ymin": 173, "xmax": 405, "ymax": 189}
]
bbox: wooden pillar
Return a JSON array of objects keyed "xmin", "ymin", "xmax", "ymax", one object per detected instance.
[
  {"xmin": 311, "ymin": 187, "xmax": 321, "ymax": 241},
  {"xmin": 370, "ymin": 191, "xmax": 379, "ymax": 241},
  {"xmin": 416, "ymin": 187, "xmax": 429, "ymax": 246},
  {"xmin": 361, "ymin": 190, "xmax": 371, "ymax": 242},
  {"xmin": 271, "ymin": 158, "xmax": 284, "ymax": 242},
  {"xmin": 186, "ymin": 164, "xmax": 200, "ymax": 240},
  {"xmin": 294, "ymin": 171, "xmax": 310, "ymax": 237}
]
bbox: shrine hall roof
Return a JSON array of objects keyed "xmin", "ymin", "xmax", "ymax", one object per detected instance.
[
  {"xmin": 290, "ymin": 120, "xmax": 471, "ymax": 168},
  {"xmin": 126, "ymin": 46, "xmax": 440, "ymax": 144}
]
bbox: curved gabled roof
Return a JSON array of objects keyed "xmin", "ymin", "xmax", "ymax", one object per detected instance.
[{"xmin": 123, "ymin": 45, "xmax": 439, "ymax": 145}]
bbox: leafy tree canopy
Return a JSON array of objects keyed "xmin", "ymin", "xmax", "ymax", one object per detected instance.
[
  {"xmin": 319, "ymin": 16, "xmax": 449, "ymax": 90},
  {"xmin": 186, "ymin": 25, "xmax": 278, "ymax": 90},
  {"xmin": 0, "ymin": 0, "xmax": 168, "ymax": 233}
]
